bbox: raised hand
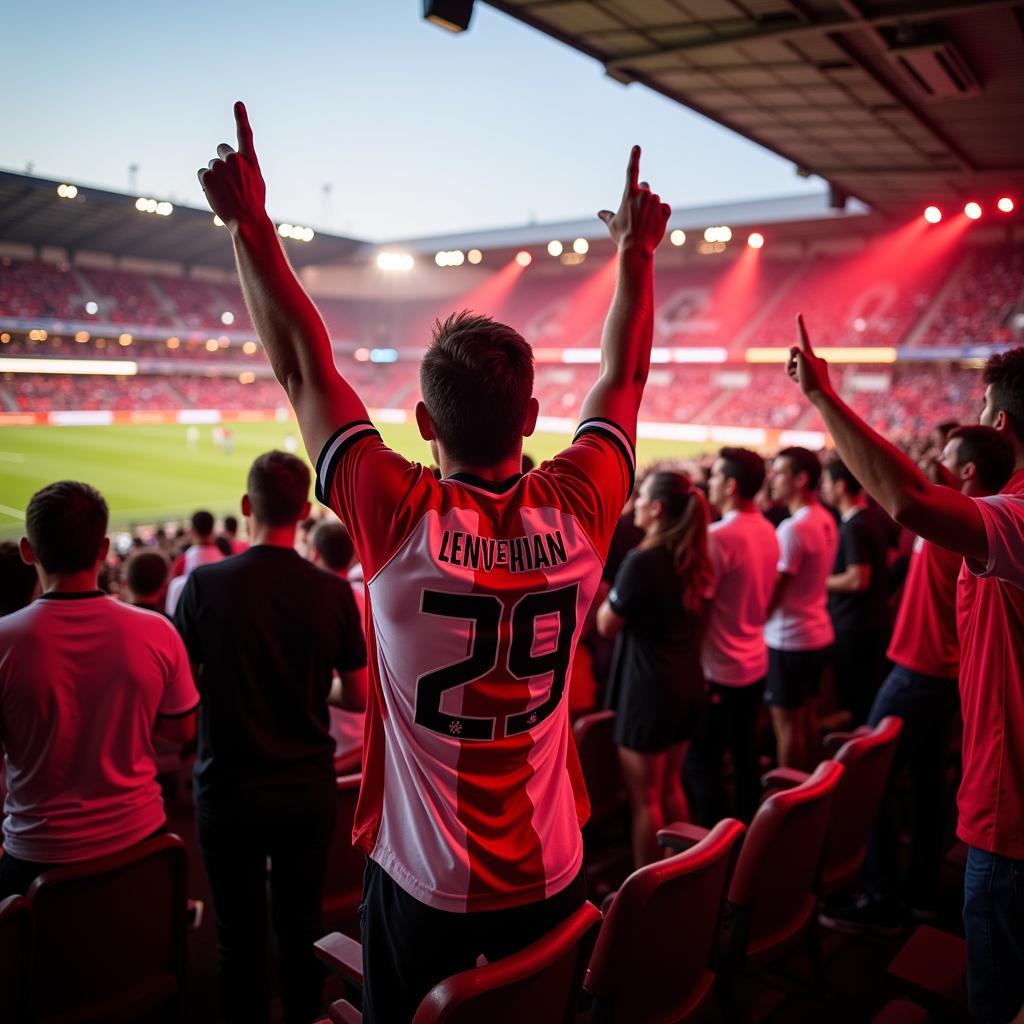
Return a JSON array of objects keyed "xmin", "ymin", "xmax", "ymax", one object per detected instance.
[
  {"xmin": 597, "ymin": 146, "xmax": 671, "ymax": 254},
  {"xmin": 197, "ymin": 102, "xmax": 267, "ymax": 228},
  {"xmin": 787, "ymin": 314, "xmax": 835, "ymax": 402}
]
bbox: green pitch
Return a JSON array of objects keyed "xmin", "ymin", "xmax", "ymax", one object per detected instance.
[{"xmin": 0, "ymin": 420, "xmax": 710, "ymax": 537}]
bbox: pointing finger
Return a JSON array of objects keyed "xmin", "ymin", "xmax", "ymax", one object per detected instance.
[
  {"xmin": 234, "ymin": 101, "xmax": 256, "ymax": 161},
  {"xmin": 639, "ymin": 180, "xmax": 650, "ymax": 192},
  {"xmin": 217, "ymin": 143, "xmax": 236, "ymax": 160},
  {"xmin": 796, "ymin": 313, "xmax": 814, "ymax": 355},
  {"xmin": 624, "ymin": 145, "xmax": 640, "ymax": 194}
]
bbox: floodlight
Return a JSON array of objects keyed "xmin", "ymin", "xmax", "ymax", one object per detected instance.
[{"xmin": 423, "ymin": 0, "xmax": 474, "ymax": 33}]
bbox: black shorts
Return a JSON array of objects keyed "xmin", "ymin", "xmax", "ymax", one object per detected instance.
[
  {"xmin": 359, "ymin": 858, "xmax": 587, "ymax": 1023},
  {"xmin": 764, "ymin": 646, "xmax": 831, "ymax": 710}
]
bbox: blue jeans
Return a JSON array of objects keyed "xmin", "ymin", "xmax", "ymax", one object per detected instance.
[
  {"xmin": 964, "ymin": 846, "xmax": 1024, "ymax": 1023},
  {"xmin": 865, "ymin": 663, "xmax": 959, "ymax": 908}
]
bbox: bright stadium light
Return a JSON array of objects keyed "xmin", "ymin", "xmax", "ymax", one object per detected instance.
[
  {"xmin": 964, "ymin": 201, "xmax": 982, "ymax": 220},
  {"xmin": 221, "ymin": 311, "xmax": 235, "ymax": 326},
  {"xmin": 573, "ymin": 238, "xmax": 589, "ymax": 255},
  {"xmin": 515, "ymin": 251, "xmax": 533, "ymax": 267},
  {"xmin": 0, "ymin": 333, "xmax": 10, "ymax": 344},
  {"xmin": 0, "ymin": 357, "xmax": 137, "ymax": 375},
  {"xmin": 166, "ymin": 337, "xmax": 180, "ymax": 349},
  {"xmin": 924, "ymin": 205, "xmax": 942, "ymax": 224},
  {"xmin": 547, "ymin": 240, "xmax": 563, "ymax": 257},
  {"xmin": 242, "ymin": 341, "xmax": 258, "ymax": 355},
  {"xmin": 747, "ymin": 232, "xmax": 765, "ymax": 249},
  {"xmin": 467, "ymin": 249, "xmax": 483, "ymax": 264},
  {"xmin": 213, "ymin": 215, "xmax": 225, "ymax": 227},
  {"xmin": 74, "ymin": 331, "xmax": 90, "ymax": 343},
  {"xmin": 118, "ymin": 333, "xmax": 133, "ymax": 347},
  {"xmin": 156, "ymin": 201, "xmax": 173, "ymax": 216},
  {"xmin": 238, "ymin": 372, "xmax": 256, "ymax": 384},
  {"xmin": 205, "ymin": 339, "xmax": 219, "ymax": 352},
  {"xmin": 998, "ymin": 197, "xmax": 1015, "ymax": 213},
  {"xmin": 704, "ymin": 226, "xmax": 732, "ymax": 243},
  {"xmin": 85, "ymin": 301, "xmax": 98, "ymax": 315},
  {"xmin": 376, "ymin": 252, "xmax": 414, "ymax": 272},
  {"xmin": 57, "ymin": 184, "xmax": 78, "ymax": 199},
  {"xmin": 278, "ymin": 223, "xmax": 314, "ymax": 241},
  {"xmin": 670, "ymin": 229, "xmax": 686, "ymax": 246}
]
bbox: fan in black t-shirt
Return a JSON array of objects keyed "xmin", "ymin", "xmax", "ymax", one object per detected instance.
[{"xmin": 596, "ymin": 470, "xmax": 713, "ymax": 868}]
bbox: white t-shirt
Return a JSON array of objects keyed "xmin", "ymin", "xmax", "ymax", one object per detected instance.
[
  {"xmin": 0, "ymin": 593, "xmax": 199, "ymax": 862},
  {"xmin": 703, "ymin": 509, "xmax": 780, "ymax": 686},
  {"xmin": 764, "ymin": 503, "xmax": 839, "ymax": 652}
]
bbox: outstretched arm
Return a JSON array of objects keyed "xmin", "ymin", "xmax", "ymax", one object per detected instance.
[
  {"xmin": 787, "ymin": 315, "xmax": 987, "ymax": 562},
  {"xmin": 198, "ymin": 103, "xmax": 367, "ymax": 462},
  {"xmin": 579, "ymin": 146, "xmax": 671, "ymax": 440}
]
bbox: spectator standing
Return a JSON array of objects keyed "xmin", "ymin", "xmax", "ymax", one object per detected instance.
[
  {"xmin": 789, "ymin": 323, "xmax": 1024, "ymax": 1024},
  {"xmin": 198, "ymin": 105, "xmax": 668, "ymax": 1022},
  {"xmin": 763, "ymin": 447, "xmax": 838, "ymax": 770},
  {"xmin": 598, "ymin": 470, "xmax": 714, "ymax": 866},
  {"xmin": 822, "ymin": 456, "xmax": 892, "ymax": 724},
  {"xmin": 822, "ymin": 425, "xmax": 1014, "ymax": 934},
  {"xmin": 0, "ymin": 482, "xmax": 197, "ymax": 898},
  {"xmin": 174, "ymin": 452, "xmax": 367, "ymax": 1024},
  {"xmin": 216, "ymin": 514, "xmax": 249, "ymax": 556},
  {"xmin": 689, "ymin": 448, "xmax": 779, "ymax": 824},
  {"xmin": 166, "ymin": 509, "xmax": 223, "ymax": 615},
  {"xmin": 123, "ymin": 549, "xmax": 172, "ymax": 617}
]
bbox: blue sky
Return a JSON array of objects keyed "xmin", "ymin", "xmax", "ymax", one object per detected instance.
[{"xmin": 4, "ymin": 0, "xmax": 819, "ymax": 241}]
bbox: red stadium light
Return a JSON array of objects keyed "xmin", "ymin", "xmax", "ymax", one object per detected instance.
[
  {"xmin": 964, "ymin": 201, "xmax": 982, "ymax": 220},
  {"xmin": 515, "ymin": 251, "xmax": 532, "ymax": 267},
  {"xmin": 747, "ymin": 232, "xmax": 765, "ymax": 250},
  {"xmin": 997, "ymin": 197, "xmax": 1015, "ymax": 213},
  {"xmin": 923, "ymin": 206, "xmax": 942, "ymax": 224}
]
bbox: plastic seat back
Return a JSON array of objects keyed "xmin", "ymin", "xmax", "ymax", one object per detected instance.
[
  {"xmin": 586, "ymin": 818, "xmax": 746, "ymax": 1022},
  {"xmin": 823, "ymin": 716, "xmax": 903, "ymax": 894},
  {"xmin": 29, "ymin": 832, "xmax": 188, "ymax": 1023},
  {"xmin": 412, "ymin": 901, "xmax": 602, "ymax": 1024},
  {"xmin": 573, "ymin": 710, "xmax": 625, "ymax": 826},
  {"xmin": 322, "ymin": 773, "xmax": 364, "ymax": 936},
  {"xmin": 729, "ymin": 760, "xmax": 843, "ymax": 962},
  {"xmin": 0, "ymin": 894, "xmax": 33, "ymax": 1022}
]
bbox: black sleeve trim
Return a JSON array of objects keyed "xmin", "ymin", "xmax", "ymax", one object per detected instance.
[
  {"xmin": 574, "ymin": 417, "xmax": 637, "ymax": 490},
  {"xmin": 157, "ymin": 702, "xmax": 200, "ymax": 719},
  {"xmin": 314, "ymin": 420, "xmax": 381, "ymax": 503}
]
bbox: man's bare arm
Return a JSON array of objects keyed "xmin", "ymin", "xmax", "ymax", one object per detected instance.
[
  {"xmin": 580, "ymin": 146, "xmax": 671, "ymax": 439},
  {"xmin": 787, "ymin": 315, "xmax": 987, "ymax": 563},
  {"xmin": 766, "ymin": 570, "xmax": 792, "ymax": 619},
  {"xmin": 198, "ymin": 103, "xmax": 367, "ymax": 462},
  {"xmin": 827, "ymin": 564, "xmax": 870, "ymax": 593}
]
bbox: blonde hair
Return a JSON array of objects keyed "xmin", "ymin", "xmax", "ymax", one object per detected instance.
[{"xmin": 640, "ymin": 470, "xmax": 714, "ymax": 613}]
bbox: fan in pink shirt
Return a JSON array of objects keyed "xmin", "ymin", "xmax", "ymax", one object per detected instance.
[{"xmin": 0, "ymin": 481, "xmax": 198, "ymax": 899}]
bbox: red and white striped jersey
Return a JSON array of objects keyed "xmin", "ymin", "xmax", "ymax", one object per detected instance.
[{"xmin": 316, "ymin": 418, "xmax": 634, "ymax": 912}]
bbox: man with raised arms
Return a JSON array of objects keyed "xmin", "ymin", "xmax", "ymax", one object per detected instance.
[
  {"xmin": 198, "ymin": 103, "xmax": 670, "ymax": 1023},
  {"xmin": 787, "ymin": 319, "xmax": 1024, "ymax": 1024}
]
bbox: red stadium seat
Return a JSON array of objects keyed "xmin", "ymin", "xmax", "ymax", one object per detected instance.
[
  {"xmin": 27, "ymin": 832, "xmax": 188, "ymax": 1024},
  {"xmin": 762, "ymin": 716, "xmax": 903, "ymax": 896},
  {"xmin": 315, "ymin": 900, "xmax": 602, "ymax": 1024},
  {"xmin": 0, "ymin": 894, "xmax": 33, "ymax": 1022},
  {"xmin": 887, "ymin": 926, "xmax": 969, "ymax": 1021},
  {"xmin": 586, "ymin": 817, "xmax": 746, "ymax": 1022},
  {"xmin": 662, "ymin": 760, "xmax": 843, "ymax": 1004},
  {"xmin": 321, "ymin": 772, "xmax": 365, "ymax": 938}
]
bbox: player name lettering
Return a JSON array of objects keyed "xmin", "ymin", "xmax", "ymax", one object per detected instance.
[{"xmin": 437, "ymin": 529, "xmax": 568, "ymax": 574}]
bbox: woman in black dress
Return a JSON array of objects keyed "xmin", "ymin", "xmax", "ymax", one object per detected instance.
[{"xmin": 597, "ymin": 469, "xmax": 713, "ymax": 867}]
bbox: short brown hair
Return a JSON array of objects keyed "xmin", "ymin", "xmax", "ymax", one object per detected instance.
[
  {"xmin": 247, "ymin": 451, "xmax": 310, "ymax": 526},
  {"xmin": 420, "ymin": 310, "xmax": 534, "ymax": 466},
  {"xmin": 310, "ymin": 521, "xmax": 355, "ymax": 572},
  {"xmin": 26, "ymin": 481, "xmax": 108, "ymax": 574},
  {"xmin": 984, "ymin": 347, "xmax": 1024, "ymax": 443},
  {"xmin": 125, "ymin": 550, "xmax": 170, "ymax": 598}
]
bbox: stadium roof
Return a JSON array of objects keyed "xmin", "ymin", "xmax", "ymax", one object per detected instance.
[
  {"xmin": 384, "ymin": 191, "xmax": 870, "ymax": 253},
  {"xmin": 0, "ymin": 170, "xmax": 366, "ymax": 271},
  {"xmin": 483, "ymin": 0, "xmax": 1024, "ymax": 213}
]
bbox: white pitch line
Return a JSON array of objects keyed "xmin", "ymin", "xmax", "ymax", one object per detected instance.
[{"xmin": 0, "ymin": 503, "xmax": 25, "ymax": 520}]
